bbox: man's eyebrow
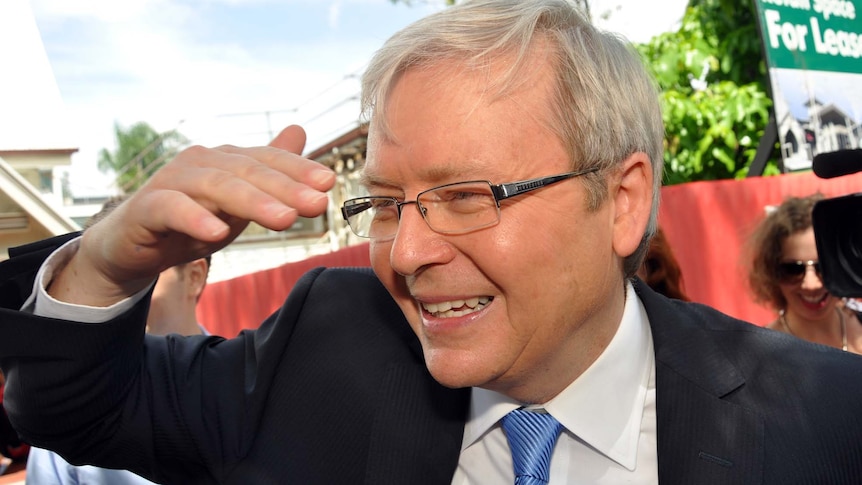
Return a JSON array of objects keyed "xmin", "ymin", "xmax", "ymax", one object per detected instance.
[
  {"xmin": 357, "ymin": 172, "xmax": 396, "ymax": 189},
  {"xmin": 358, "ymin": 162, "xmax": 487, "ymax": 189}
]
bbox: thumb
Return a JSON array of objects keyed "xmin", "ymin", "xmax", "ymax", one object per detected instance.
[{"xmin": 269, "ymin": 125, "xmax": 307, "ymax": 154}]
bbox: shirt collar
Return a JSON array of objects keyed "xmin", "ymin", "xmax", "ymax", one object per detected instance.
[{"xmin": 463, "ymin": 281, "xmax": 654, "ymax": 470}]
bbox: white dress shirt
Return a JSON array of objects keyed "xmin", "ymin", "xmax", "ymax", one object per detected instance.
[{"xmin": 453, "ymin": 282, "xmax": 658, "ymax": 484}]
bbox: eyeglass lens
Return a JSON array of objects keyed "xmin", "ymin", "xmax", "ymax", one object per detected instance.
[
  {"xmin": 422, "ymin": 182, "xmax": 499, "ymax": 231},
  {"xmin": 777, "ymin": 260, "xmax": 821, "ymax": 283},
  {"xmin": 343, "ymin": 181, "xmax": 500, "ymax": 238}
]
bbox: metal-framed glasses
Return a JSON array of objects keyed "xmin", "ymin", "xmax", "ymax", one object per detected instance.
[
  {"xmin": 341, "ymin": 167, "xmax": 598, "ymax": 239},
  {"xmin": 777, "ymin": 260, "xmax": 822, "ymax": 284}
]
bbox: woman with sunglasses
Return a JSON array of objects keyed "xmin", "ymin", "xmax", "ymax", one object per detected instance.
[{"xmin": 747, "ymin": 193, "xmax": 861, "ymax": 353}]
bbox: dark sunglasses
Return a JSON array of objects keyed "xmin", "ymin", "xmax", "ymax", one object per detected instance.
[{"xmin": 777, "ymin": 260, "xmax": 822, "ymax": 283}]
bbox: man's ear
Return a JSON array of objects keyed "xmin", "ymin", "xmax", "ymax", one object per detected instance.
[
  {"xmin": 186, "ymin": 258, "xmax": 209, "ymax": 301},
  {"xmin": 611, "ymin": 152, "xmax": 654, "ymax": 258}
]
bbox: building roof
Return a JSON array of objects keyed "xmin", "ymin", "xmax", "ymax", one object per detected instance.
[
  {"xmin": 0, "ymin": 0, "xmax": 77, "ymax": 152},
  {"xmin": 0, "ymin": 155, "xmax": 78, "ymax": 235}
]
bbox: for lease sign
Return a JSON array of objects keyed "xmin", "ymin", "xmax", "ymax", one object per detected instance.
[
  {"xmin": 759, "ymin": 0, "xmax": 862, "ymax": 72},
  {"xmin": 754, "ymin": 0, "xmax": 862, "ymax": 172}
]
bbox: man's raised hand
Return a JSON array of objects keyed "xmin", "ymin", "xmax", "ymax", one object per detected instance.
[{"xmin": 50, "ymin": 125, "xmax": 335, "ymax": 306}]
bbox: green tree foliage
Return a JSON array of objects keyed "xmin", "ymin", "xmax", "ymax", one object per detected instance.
[
  {"xmin": 638, "ymin": 0, "xmax": 779, "ymax": 184},
  {"xmin": 97, "ymin": 121, "xmax": 189, "ymax": 193}
]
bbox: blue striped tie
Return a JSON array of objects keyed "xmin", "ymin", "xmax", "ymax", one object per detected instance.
[{"xmin": 501, "ymin": 408, "xmax": 563, "ymax": 485}]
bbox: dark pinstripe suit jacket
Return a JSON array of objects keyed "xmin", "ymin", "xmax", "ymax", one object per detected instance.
[{"xmin": 2, "ymin": 235, "xmax": 862, "ymax": 484}]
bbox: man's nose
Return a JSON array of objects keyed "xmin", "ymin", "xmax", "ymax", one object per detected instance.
[{"xmin": 388, "ymin": 203, "xmax": 454, "ymax": 276}]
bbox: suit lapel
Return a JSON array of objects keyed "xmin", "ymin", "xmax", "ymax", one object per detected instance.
[{"xmin": 635, "ymin": 281, "xmax": 765, "ymax": 485}]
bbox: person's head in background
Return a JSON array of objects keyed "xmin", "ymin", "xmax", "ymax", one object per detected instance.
[
  {"xmin": 748, "ymin": 194, "xmax": 828, "ymax": 316},
  {"xmin": 85, "ymin": 196, "xmax": 210, "ymax": 336},
  {"xmin": 636, "ymin": 227, "xmax": 689, "ymax": 301},
  {"xmin": 746, "ymin": 193, "xmax": 857, "ymax": 351}
]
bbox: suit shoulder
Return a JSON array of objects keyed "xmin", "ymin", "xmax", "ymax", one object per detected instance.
[
  {"xmin": 288, "ymin": 266, "xmax": 398, "ymax": 318},
  {"xmin": 295, "ymin": 266, "xmax": 384, "ymax": 295}
]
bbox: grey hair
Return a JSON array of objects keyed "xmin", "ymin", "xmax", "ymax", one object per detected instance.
[{"xmin": 361, "ymin": 0, "xmax": 664, "ymax": 277}]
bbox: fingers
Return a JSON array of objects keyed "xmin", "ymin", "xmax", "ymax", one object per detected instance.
[
  {"xmin": 213, "ymin": 144, "xmax": 335, "ymax": 192},
  {"xmin": 134, "ymin": 128, "xmax": 335, "ymax": 235},
  {"xmin": 160, "ymin": 144, "xmax": 335, "ymax": 225},
  {"xmin": 158, "ymin": 165, "xmax": 302, "ymax": 236},
  {"xmin": 134, "ymin": 189, "xmax": 239, "ymax": 244},
  {"xmin": 81, "ymin": 191, "xmax": 231, "ymax": 282},
  {"xmin": 269, "ymin": 124, "xmax": 307, "ymax": 154}
]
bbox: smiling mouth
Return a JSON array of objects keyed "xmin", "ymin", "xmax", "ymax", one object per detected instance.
[
  {"xmin": 801, "ymin": 293, "xmax": 828, "ymax": 305},
  {"xmin": 421, "ymin": 296, "xmax": 493, "ymax": 318}
]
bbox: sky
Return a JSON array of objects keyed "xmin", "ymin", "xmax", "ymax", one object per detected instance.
[{"xmin": 21, "ymin": 0, "xmax": 688, "ymax": 197}]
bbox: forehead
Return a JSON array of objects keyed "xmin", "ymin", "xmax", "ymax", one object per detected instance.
[
  {"xmin": 781, "ymin": 228, "xmax": 817, "ymax": 259},
  {"xmin": 363, "ymin": 50, "xmax": 564, "ymax": 187}
]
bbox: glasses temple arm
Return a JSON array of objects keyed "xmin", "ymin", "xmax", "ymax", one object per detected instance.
[{"xmin": 492, "ymin": 168, "xmax": 598, "ymax": 200}]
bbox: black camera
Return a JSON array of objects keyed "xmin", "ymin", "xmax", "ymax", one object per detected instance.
[{"xmin": 812, "ymin": 149, "xmax": 862, "ymax": 298}]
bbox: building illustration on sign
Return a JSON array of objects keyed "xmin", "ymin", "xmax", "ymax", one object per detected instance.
[{"xmin": 773, "ymin": 70, "xmax": 862, "ymax": 171}]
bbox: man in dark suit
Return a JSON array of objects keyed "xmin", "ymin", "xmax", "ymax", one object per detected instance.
[{"xmin": 2, "ymin": 1, "xmax": 862, "ymax": 484}]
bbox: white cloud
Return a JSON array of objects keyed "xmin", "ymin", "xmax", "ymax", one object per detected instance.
[
  {"xmin": 30, "ymin": 0, "xmax": 183, "ymax": 23},
  {"xmin": 591, "ymin": 0, "xmax": 687, "ymax": 43},
  {"xmin": 329, "ymin": 1, "xmax": 342, "ymax": 30}
]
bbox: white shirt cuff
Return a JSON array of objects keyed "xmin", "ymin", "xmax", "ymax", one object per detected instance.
[{"xmin": 21, "ymin": 236, "xmax": 154, "ymax": 323}]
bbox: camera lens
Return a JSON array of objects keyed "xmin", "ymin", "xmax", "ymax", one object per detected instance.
[{"xmin": 813, "ymin": 194, "xmax": 862, "ymax": 297}]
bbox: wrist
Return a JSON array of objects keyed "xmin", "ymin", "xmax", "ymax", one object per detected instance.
[{"xmin": 47, "ymin": 245, "xmax": 153, "ymax": 307}]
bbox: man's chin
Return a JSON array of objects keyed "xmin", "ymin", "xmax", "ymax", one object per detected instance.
[{"xmin": 424, "ymin": 352, "xmax": 496, "ymax": 390}]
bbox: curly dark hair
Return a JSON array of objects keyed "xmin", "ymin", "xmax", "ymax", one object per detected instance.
[{"xmin": 746, "ymin": 193, "xmax": 825, "ymax": 310}]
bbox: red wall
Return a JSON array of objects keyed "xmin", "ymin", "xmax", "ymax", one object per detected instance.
[
  {"xmin": 198, "ymin": 171, "xmax": 862, "ymax": 336},
  {"xmin": 198, "ymin": 242, "xmax": 370, "ymax": 337},
  {"xmin": 658, "ymin": 170, "xmax": 862, "ymax": 325}
]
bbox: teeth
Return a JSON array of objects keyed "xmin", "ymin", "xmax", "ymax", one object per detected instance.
[{"xmin": 422, "ymin": 296, "xmax": 492, "ymax": 318}]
